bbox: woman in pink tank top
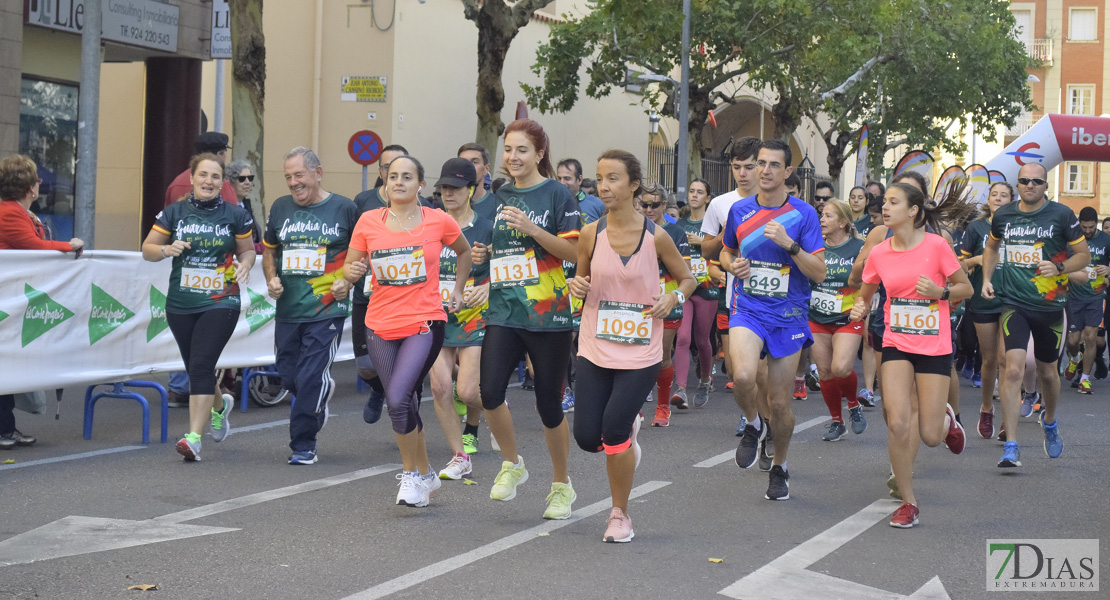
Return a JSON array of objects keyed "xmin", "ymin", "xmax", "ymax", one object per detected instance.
[{"xmin": 568, "ymin": 150, "xmax": 695, "ymax": 543}]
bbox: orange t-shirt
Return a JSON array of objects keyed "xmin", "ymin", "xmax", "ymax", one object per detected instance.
[{"xmin": 349, "ymin": 206, "xmax": 463, "ymax": 333}]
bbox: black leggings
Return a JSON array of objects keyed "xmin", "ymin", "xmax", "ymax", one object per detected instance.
[
  {"xmin": 573, "ymin": 359, "xmax": 660, "ymax": 454},
  {"xmin": 166, "ymin": 308, "xmax": 239, "ymax": 395},
  {"xmin": 366, "ymin": 321, "xmax": 445, "ymax": 435},
  {"xmin": 480, "ymin": 325, "xmax": 573, "ymax": 429}
]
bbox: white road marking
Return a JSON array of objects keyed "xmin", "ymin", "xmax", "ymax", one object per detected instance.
[
  {"xmin": 718, "ymin": 499, "xmax": 950, "ymax": 599},
  {"xmin": 694, "ymin": 416, "xmax": 827, "ymax": 468},
  {"xmin": 152, "ymin": 463, "xmax": 400, "ymax": 524},
  {"xmin": 342, "ymin": 480, "xmax": 672, "ymax": 600},
  {"xmin": 0, "ymin": 463, "xmax": 401, "ymax": 567},
  {"xmin": 0, "ymin": 445, "xmax": 146, "ymax": 471}
]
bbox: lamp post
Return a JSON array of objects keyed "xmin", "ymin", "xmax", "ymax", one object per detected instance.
[{"xmin": 677, "ymin": 0, "xmax": 691, "ymax": 198}]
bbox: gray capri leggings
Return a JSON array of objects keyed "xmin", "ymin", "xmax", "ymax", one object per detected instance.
[{"xmin": 366, "ymin": 321, "xmax": 445, "ymax": 434}]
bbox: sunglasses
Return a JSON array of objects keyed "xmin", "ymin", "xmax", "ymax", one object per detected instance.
[
  {"xmin": 641, "ymin": 202, "xmax": 664, "ymax": 209},
  {"xmin": 1017, "ymin": 177, "xmax": 1046, "ymax": 186},
  {"xmin": 814, "ymin": 195, "xmax": 832, "ymax": 202},
  {"xmin": 237, "ymin": 175, "xmax": 255, "ymax": 183}
]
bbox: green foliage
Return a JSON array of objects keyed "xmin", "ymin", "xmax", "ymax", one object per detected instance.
[{"xmin": 525, "ymin": 0, "xmax": 1032, "ymax": 177}]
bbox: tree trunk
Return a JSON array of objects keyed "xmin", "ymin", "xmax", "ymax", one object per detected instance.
[
  {"xmin": 770, "ymin": 86, "xmax": 801, "ymax": 144},
  {"xmin": 230, "ymin": 0, "xmax": 266, "ymax": 211},
  {"xmin": 475, "ymin": 15, "xmax": 512, "ymax": 154},
  {"xmin": 822, "ymin": 129, "xmax": 852, "ymax": 191}
]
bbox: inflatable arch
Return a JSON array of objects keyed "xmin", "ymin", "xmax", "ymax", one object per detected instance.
[
  {"xmin": 985, "ymin": 114, "xmax": 1110, "ymax": 183},
  {"xmin": 892, "ymin": 114, "xmax": 1110, "ymax": 202}
]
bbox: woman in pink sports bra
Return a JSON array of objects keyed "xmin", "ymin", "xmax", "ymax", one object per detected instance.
[{"xmin": 568, "ymin": 150, "xmax": 695, "ymax": 543}]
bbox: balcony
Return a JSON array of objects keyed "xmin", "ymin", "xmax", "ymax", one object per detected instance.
[
  {"xmin": 1006, "ymin": 113, "xmax": 1035, "ymax": 138},
  {"xmin": 1026, "ymin": 38, "xmax": 1053, "ymax": 65}
]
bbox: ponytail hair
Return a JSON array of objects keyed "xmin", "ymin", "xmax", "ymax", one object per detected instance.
[{"xmin": 893, "ymin": 179, "xmax": 978, "ymax": 233}]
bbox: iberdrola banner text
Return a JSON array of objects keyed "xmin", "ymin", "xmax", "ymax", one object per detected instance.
[{"xmin": 0, "ymin": 250, "xmax": 354, "ymax": 395}]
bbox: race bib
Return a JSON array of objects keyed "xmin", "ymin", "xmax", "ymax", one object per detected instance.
[
  {"xmin": 363, "ymin": 274, "xmax": 373, "ymax": 296},
  {"xmin": 747, "ymin": 260, "xmax": 789, "ymax": 298},
  {"xmin": 889, "ymin": 297, "xmax": 940, "ymax": 335},
  {"xmin": 439, "ymin": 275, "xmax": 455, "ymax": 305},
  {"xmin": 690, "ymin": 257, "xmax": 708, "ymax": 279},
  {"xmin": 491, "ymin": 247, "xmax": 540, "ymax": 288},
  {"xmin": 282, "ymin": 244, "xmax": 325, "ymax": 276},
  {"xmin": 1005, "ymin": 243, "xmax": 1041, "ymax": 269},
  {"xmin": 371, "ymin": 246, "xmax": 427, "ymax": 286},
  {"xmin": 596, "ymin": 301, "xmax": 652, "ymax": 345},
  {"xmin": 811, "ymin": 290, "xmax": 843, "ymax": 315},
  {"xmin": 180, "ymin": 267, "xmax": 223, "ymax": 293}
]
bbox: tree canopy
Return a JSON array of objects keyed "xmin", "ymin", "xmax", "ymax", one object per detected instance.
[{"xmin": 524, "ymin": 0, "xmax": 1032, "ymax": 183}]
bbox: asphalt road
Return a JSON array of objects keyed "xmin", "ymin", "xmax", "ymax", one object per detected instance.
[{"xmin": 1, "ymin": 361, "xmax": 1106, "ymax": 599}]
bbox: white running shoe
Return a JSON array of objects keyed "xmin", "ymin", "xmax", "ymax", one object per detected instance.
[
  {"xmin": 396, "ymin": 472, "xmax": 429, "ymax": 507},
  {"xmin": 438, "ymin": 453, "xmax": 473, "ymax": 480}
]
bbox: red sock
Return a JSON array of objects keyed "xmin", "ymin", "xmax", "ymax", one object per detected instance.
[
  {"xmin": 843, "ymin": 372, "xmax": 859, "ymax": 408},
  {"xmin": 657, "ymin": 365, "xmax": 674, "ymax": 407},
  {"xmin": 819, "ymin": 379, "xmax": 842, "ymax": 422}
]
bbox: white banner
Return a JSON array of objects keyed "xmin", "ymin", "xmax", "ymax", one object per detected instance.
[{"xmin": 0, "ymin": 250, "xmax": 354, "ymax": 395}]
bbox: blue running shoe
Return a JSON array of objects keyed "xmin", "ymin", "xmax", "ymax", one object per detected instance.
[
  {"xmin": 972, "ymin": 372, "xmax": 982, "ymax": 388},
  {"xmin": 735, "ymin": 415, "xmax": 747, "ymax": 436},
  {"xmin": 363, "ymin": 389, "xmax": 386, "ymax": 424},
  {"xmin": 998, "ymin": 441, "xmax": 1021, "ymax": 468},
  {"xmin": 289, "ymin": 449, "xmax": 318, "ymax": 465},
  {"xmin": 1042, "ymin": 415, "xmax": 1063, "ymax": 458},
  {"xmin": 561, "ymin": 387, "xmax": 575, "ymax": 412},
  {"xmin": 1020, "ymin": 391, "xmax": 1036, "ymax": 418}
]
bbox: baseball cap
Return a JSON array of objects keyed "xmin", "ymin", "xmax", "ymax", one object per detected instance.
[
  {"xmin": 194, "ymin": 132, "xmax": 230, "ymax": 154},
  {"xmin": 434, "ymin": 158, "xmax": 477, "ymax": 189}
]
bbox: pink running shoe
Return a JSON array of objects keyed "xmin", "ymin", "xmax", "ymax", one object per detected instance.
[{"xmin": 603, "ymin": 507, "xmax": 634, "ymax": 543}]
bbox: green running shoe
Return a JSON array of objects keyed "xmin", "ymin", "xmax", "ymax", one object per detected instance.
[
  {"xmin": 210, "ymin": 393, "xmax": 234, "ymax": 442},
  {"xmin": 490, "ymin": 457, "xmax": 528, "ymax": 501},
  {"xmin": 542, "ymin": 479, "xmax": 577, "ymax": 520},
  {"xmin": 462, "ymin": 432, "xmax": 479, "ymax": 455}
]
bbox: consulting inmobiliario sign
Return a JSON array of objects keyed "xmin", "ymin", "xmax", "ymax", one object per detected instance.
[{"xmin": 25, "ymin": 0, "xmax": 180, "ymax": 53}]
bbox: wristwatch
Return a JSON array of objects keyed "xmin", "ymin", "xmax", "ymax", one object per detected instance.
[
  {"xmin": 941, "ymin": 285, "xmax": 950, "ymax": 301},
  {"xmin": 788, "ymin": 241, "xmax": 801, "ymax": 256},
  {"xmin": 1054, "ymin": 261, "xmax": 1066, "ymax": 275},
  {"xmin": 672, "ymin": 289, "xmax": 686, "ymax": 304}
]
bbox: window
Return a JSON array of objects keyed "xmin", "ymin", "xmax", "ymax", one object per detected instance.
[
  {"xmin": 1065, "ymin": 162, "xmax": 1093, "ymax": 194},
  {"xmin": 1069, "ymin": 7, "xmax": 1097, "ymax": 41},
  {"xmin": 19, "ymin": 77, "xmax": 79, "ymax": 241},
  {"xmin": 1067, "ymin": 85, "xmax": 1095, "ymax": 115},
  {"xmin": 1011, "ymin": 9, "xmax": 1032, "ymax": 49}
]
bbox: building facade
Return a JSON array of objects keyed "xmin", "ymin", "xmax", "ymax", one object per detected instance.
[
  {"xmin": 6, "ymin": 0, "xmax": 830, "ymax": 250},
  {"xmin": 1008, "ymin": 0, "xmax": 1108, "ymax": 214}
]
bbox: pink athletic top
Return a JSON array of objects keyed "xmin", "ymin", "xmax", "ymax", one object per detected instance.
[
  {"xmin": 579, "ymin": 217, "xmax": 664, "ymax": 368},
  {"xmin": 862, "ymin": 232, "xmax": 961, "ymax": 356}
]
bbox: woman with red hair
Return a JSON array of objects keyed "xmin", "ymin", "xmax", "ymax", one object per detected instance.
[{"xmin": 471, "ymin": 119, "xmax": 582, "ymax": 519}]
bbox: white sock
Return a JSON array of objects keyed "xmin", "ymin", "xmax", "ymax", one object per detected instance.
[
  {"xmin": 749, "ymin": 415, "xmax": 762, "ymax": 431},
  {"xmin": 1081, "ymin": 374, "xmax": 1090, "ymax": 382}
]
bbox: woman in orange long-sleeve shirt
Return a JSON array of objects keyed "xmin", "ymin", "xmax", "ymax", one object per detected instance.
[{"xmin": 0, "ymin": 154, "xmax": 85, "ymax": 449}]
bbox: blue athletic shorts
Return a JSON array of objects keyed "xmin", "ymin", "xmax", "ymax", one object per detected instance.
[{"xmin": 729, "ymin": 311, "xmax": 813, "ymax": 359}]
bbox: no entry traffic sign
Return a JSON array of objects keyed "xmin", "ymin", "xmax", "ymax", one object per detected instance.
[{"xmin": 348, "ymin": 130, "xmax": 384, "ymax": 166}]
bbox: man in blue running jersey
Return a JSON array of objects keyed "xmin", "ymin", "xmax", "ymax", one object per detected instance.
[{"xmin": 719, "ymin": 140, "xmax": 826, "ymax": 501}]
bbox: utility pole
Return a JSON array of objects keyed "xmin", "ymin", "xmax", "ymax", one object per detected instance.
[
  {"xmin": 75, "ymin": 0, "xmax": 102, "ymax": 247},
  {"xmin": 676, "ymin": 0, "xmax": 691, "ymax": 198}
]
